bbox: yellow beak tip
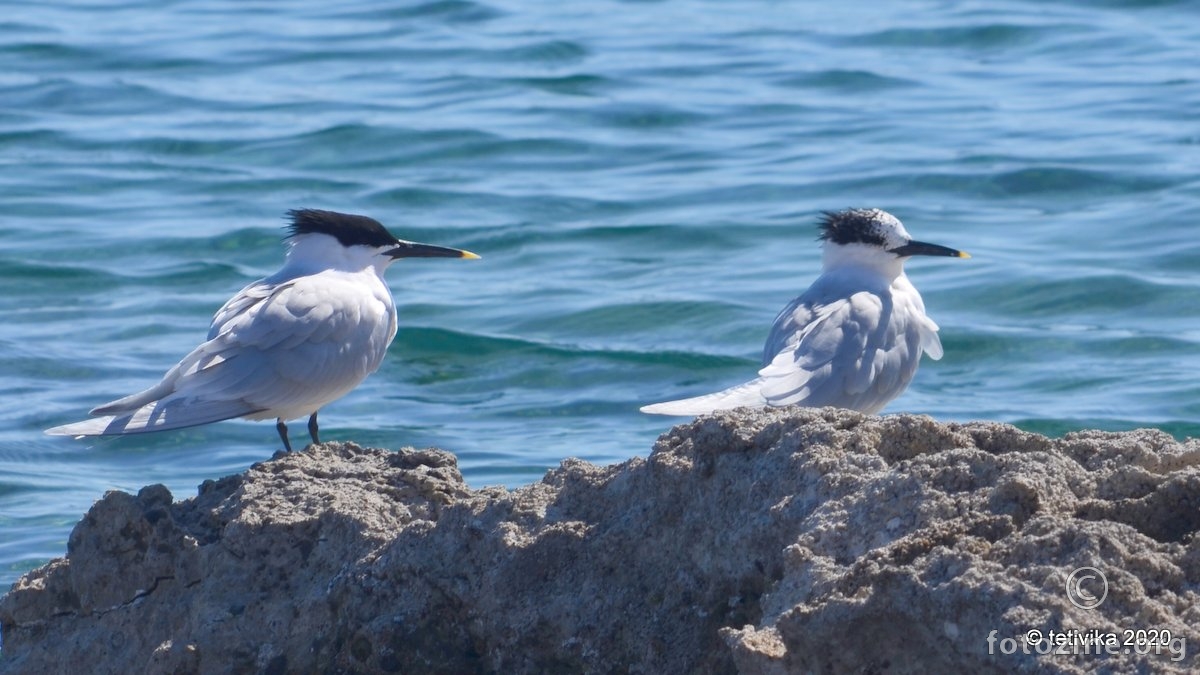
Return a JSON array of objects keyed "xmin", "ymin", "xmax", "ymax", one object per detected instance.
[
  {"xmin": 460, "ymin": 251, "xmax": 482, "ymax": 260},
  {"xmin": 957, "ymin": 251, "xmax": 972, "ymax": 259}
]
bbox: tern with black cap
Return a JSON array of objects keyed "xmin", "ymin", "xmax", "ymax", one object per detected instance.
[
  {"xmin": 641, "ymin": 208, "xmax": 969, "ymax": 416},
  {"xmin": 46, "ymin": 209, "xmax": 479, "ymax": 451}
]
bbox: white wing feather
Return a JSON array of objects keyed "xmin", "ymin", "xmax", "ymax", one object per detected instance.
[{"xmin": 638, "ymin": 380, "xmax": 766, "ymax": 416}]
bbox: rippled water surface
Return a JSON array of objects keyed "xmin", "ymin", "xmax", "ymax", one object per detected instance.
[{"xmin": 2, "ymin": 0, "xmax": 1198, "ymax": 585}]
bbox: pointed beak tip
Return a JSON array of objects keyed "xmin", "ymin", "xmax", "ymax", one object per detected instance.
[
  {"xmin": 460, "ymin": 250, "xmax": 481, "ymax": 260},
  {"xmin": 957, "ymin": 250, "xmax": 972, "ymax": 259}
]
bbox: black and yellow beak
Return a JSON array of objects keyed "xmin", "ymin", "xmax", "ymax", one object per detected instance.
[
  {"xmin": 386, "ymin": 242, "xmax": 481, "ymax": 260},
  {"xmin": 888, "ymin": 240, "xmax": 970, "ymax": 259}
]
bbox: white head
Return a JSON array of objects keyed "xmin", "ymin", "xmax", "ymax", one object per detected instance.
[
  {"xmin": 283, "ymin": 209, "xmax": 479, "ymax": 275},
  {"xmin": 818, "ymin": 208, "xmax": 968, "ymax": 277}
]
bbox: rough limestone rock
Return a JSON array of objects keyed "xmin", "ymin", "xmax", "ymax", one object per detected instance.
[{"xmin": 2, "ymin": 408, "xmax": 1198, "ymax": 674}]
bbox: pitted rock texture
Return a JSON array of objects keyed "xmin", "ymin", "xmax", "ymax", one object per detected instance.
[{"xmin": 2, "ymin": 408, "xmax": 1197, "ymax": 674}]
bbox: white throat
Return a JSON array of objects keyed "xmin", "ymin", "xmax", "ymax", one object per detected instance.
[
  {"xmin": 283, "ymin": 233, "xmax": 393, "ymax": 277},
  {"xmin": 821, "ymin": 242, "xmax": 906, "ymax": 281}
]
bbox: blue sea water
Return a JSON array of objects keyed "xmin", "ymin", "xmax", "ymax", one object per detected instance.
[{"xmin": 1, "ymin": 0, "xmax": 1198, "ymax": 587}]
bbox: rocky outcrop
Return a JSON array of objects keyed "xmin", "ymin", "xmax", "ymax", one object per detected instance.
[{"xmin": 2, "ymin": 408, "xmax": 1198, "ymax": 673}]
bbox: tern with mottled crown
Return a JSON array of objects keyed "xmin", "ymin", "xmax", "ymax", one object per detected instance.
[{"xmin": 642, "ymin": 208, "xmax": 968, "ymax": 416}]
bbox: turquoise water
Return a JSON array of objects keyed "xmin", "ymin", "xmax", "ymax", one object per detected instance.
[{"xmin": 2, "ymin": 0, "xmax": 1198, "ymax": 586}]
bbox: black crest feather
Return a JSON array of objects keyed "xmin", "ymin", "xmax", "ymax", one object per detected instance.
[
  {"xmin": 287, "ymin": 209, "xmax": 400, "ymax": 248},
  {"xmin": 817, "ymin": 208, "xmax": 889, "ymax": 247}
]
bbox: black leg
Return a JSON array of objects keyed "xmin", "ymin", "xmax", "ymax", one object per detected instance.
[
  {"xmin": 308, "ymin": 412, "xmax": 320, "ymax": 445},
  {"xmin": 276, "ymin": 419, "xmax": 293, "ymax": 452}
]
